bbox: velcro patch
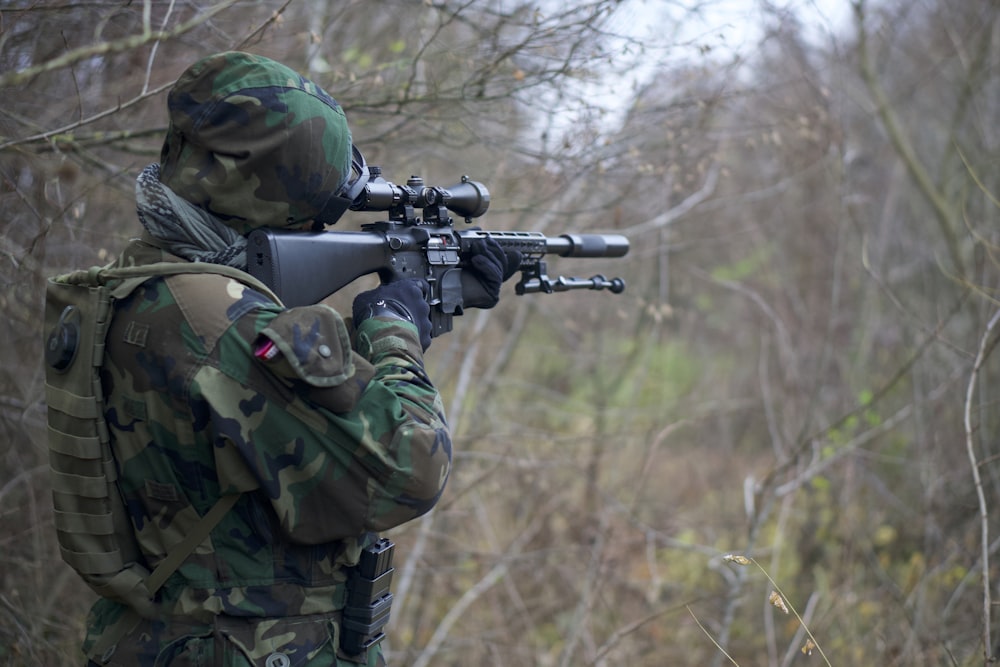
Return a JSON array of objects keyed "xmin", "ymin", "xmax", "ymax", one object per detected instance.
[
  {"xmin": 145, "ymin": 479, "xmax": 180, "ymax": 503},
  {"xmin": 123, "ymin": 320, "xmax": 149, "ymax": 347}
]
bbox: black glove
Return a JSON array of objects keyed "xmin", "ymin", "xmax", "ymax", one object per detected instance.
[
  {"xmin": 352, "ymin": 279, "xmax": 433, "ymax": 351},
  {"xmin": 461, "ymin": 235, "xmax": 522, "ymax": 309}
]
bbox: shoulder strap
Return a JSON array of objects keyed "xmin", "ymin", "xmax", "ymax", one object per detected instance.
[
  {"xmin": 87, "ymin": 493, "xmax": 242, "ymax": 664},
  {"xmin": 57, "ymin": 261, "xmax": 283, "ymax": 306},
  {"xmin": 147, "ymin": 493, "xmax": 242, "ymax": 594}
]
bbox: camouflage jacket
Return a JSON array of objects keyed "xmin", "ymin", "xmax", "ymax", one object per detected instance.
[{"xmin": 83, "ymin": 238, "xmax": 451, "ymax": 665}]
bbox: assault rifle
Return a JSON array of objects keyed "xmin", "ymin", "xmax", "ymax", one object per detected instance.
[{"xmin": 247, "ymin": 166, "xmax": 629, "ymax": 338}]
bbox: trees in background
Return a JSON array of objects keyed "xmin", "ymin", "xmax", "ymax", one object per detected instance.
[{"xmin": 1, "ymin": 0, "xmax": 998, "ymax": 665}]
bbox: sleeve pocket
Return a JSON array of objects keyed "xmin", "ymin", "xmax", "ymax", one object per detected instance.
[
  {"xmin": 258, "ymin": 305, "xmax": 354, "ymax": 387},
  {"xmin": 257, "ymin": 305, "xmax": 374, "ymax": 414}
]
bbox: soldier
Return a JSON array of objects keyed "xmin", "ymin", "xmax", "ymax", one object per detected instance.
[{"xmin": 70, "ymin": 51, "xmax": 516, "ymax": 666}]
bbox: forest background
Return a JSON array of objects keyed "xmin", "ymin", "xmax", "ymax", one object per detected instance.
[{"xmin": 2, "ymin": 0, "xmax": 998, "ymax": 665}]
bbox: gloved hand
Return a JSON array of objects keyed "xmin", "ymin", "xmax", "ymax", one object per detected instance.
[
  {"xmin": 461, "ymin": 235, "xmax": 522, "ymax": 309},
  {"xmin": 352, "ymin": 279, "xmax": 433, "ymax": 351}
]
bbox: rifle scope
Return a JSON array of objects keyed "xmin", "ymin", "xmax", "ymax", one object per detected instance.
[{"xmin": 351, "ymin": 173, "xmax": 490, "ymax": 220}]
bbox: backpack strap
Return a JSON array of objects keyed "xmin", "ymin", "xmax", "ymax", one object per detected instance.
[
  {"xmin": 87, "ymin": 493, "xmax": 242, "ymax": 664},
  {"xmin": 147, "ymin": 493, "xmax": 242, "ymax": 594},
  {"xmin": 59, "ymin": 260, "xmax": 284, "ymax": 306}
]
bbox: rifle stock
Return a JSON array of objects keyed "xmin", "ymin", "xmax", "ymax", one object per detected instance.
[{"xmin": 248, "ymin": 230, "xmax": 392, "ymax": 308}]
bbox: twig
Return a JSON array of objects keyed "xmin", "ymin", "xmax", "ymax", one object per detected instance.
[
  {"xmin": 964, "ymin": 308, "xmax": 1000, "ymax": 662},
  {"xmin": 590, "ymin": 603, "xmax": 687, "ymax": 664},
  {"xmin": 409, "ymin": 498, "xmax": 554, "ymax": 667},
  {"xmin": 233, "ymin": 0, "xmax": 296, "ymax": 51},
  {"xmin": 142, "ymin": 0, "xmax": 177, "ymax": 95},
  {"xmin": 0, "ymin": 84, "xmax": 173, "ymax": 154},
  {"xmin": 0, "ymin": 464, "xmax": 48, "ymax": 504},
  {"xmin": 854, "ymin": 0, "xmax": 963, "ymax": 274},
  {"xmin": 390, "ymin": 508, "xmax": 435, "ymax": 632},
  {"xmin": 780, "ymin": 591, "xmax": 820, "ymax": 667},
  {"xmin": 621, "ymin": 164, "xmax": 719, "ymax": 237},
  {"xmin": 719, "ymin": 554, "xmax": 831, "ymax": 666},
  {"xmin": 687, "ymin": 605, "xmax": 739, "ymax": 666},
  {"xmin": 0, "ymin": 0, "xmax": 240, "ymax": 89},
  {"xmin": 558, "ymin": 510, "xmax": 609, "ymax": 667},
  {"xmin": 748, "ymin": 557, "xmax": 832, "ymax": 666}
]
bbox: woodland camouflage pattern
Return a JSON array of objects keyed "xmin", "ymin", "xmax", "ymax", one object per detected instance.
[
  {"xmin": 83, "ymin": 240, "xmax": 451, "ymax": 666},
  {"xmin": 159, "ymin": 51, "xmax": 354, "ymax": 233}
]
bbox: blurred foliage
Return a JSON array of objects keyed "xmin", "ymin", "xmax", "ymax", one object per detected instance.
[{"xmin": 2, "ymin": 0, "xmax": 1000, "ymax": 666}]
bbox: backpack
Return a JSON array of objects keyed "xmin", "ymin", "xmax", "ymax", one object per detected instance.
[{"xmin": 43, "ymin": 262, "xmax": 280, "ymax": 619}]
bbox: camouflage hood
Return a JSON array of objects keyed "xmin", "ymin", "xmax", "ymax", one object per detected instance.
[{"xmin": 159, "ymin": 51, "xmax": 355, "ymax": 233}]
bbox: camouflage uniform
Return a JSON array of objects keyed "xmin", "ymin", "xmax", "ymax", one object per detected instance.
[{"xmin": 80, "ymin": 53, "xmax": 452, "ymax": 666}]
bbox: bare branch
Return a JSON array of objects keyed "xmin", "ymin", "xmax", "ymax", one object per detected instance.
[
  {"xmin": 854, "ymin": 0, "xmax": 964, "ymax": 274},
  {"xmin": 964, "ymin": 307, "xmax": 1000, "ymax": 662},
  {"xmin": 0, "ymin": 0, "xmax": 240, "ymax": 89}
]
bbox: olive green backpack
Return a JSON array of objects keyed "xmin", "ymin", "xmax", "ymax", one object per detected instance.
[{"xmin": 43, "ymin": 262, "xmax": 279, "ymax": 619}]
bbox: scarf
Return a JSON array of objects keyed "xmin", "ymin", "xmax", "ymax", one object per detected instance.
[{"xmin": 135, "ymin": 163, "xmax": 247, "ymax": 269}]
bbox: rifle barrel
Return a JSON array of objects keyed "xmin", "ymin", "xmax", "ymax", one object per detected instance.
[{"xmin": 546, "ymin": 234, "xmax": 629, "ymax": 258}]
